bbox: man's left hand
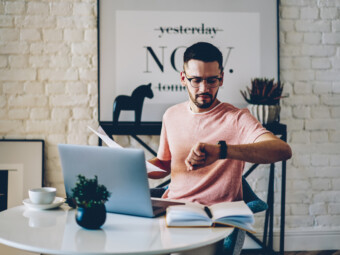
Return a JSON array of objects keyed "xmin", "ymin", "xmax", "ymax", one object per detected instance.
[{"xmin": 185, "ymin": 142, "xmax": 220, "ymax": 171}]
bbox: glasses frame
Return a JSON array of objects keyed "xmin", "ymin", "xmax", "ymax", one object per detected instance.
[{"xmin": 183, "ymin": 72, "xmax": 223, "ymax": 89}]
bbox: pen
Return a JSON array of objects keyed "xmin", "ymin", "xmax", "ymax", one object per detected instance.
[{"xmin": 204, "ymin": 206, "xmax": 213, "ymax": 218}]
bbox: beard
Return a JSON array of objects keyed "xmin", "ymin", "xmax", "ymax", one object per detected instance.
[{"xmin": 188, "ymin": 90, "xmax": 218, "ymax": 109}]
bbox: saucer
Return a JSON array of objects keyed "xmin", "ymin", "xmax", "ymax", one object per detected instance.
[{"xmin": 23, "ymin": 197, "xmax": 65, "ymax": 210}]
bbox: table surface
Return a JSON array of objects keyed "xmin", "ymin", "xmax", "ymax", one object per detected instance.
[{"xmin": 0, "ymin": 205, "xmax": 232, "ymax": 255}]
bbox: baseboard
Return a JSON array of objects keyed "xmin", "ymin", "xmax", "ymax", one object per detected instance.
[
  {"xmin": 243, "ymin": 229, "xmax": 340, "ymax": 251},
  {"xmin": 0, "ymin": 244, "xmax": 38, "ymax": 255}
]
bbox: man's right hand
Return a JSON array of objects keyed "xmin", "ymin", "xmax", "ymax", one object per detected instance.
[{"xmin": 148, "ymin": 158, "xmax": 171, "ymax": 179}]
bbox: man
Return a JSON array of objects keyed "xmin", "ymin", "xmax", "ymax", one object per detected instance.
[{"xmin": 149, "ymin": 42, "xmax": 292, "ymax": 206}]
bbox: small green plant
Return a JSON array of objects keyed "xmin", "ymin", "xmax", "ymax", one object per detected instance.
[
  {"xmin": 71, "ymin": 175, "xmax": 111, "ymax": 208},
  {"xmin": 240, "ymin": 78, "xmax": 287, "ymax": 105}
]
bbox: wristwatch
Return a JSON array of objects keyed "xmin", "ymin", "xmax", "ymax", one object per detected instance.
[{"xmin": 218, "ymin": 141, "xmax": 227, "ymax": 159}]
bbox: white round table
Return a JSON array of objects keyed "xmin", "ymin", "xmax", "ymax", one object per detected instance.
[{"xmin": 0, "ymin": 205, "xmax": 232, "ymax": 255}]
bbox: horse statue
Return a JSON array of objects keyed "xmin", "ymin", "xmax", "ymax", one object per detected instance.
[{"xmin": 113, "ymin": 83, "xmax": 154, "ymax": 125}]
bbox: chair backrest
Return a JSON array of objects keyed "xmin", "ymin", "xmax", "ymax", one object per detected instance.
[
  {"xmin": 224, "ymin": 177, "xmax": 268, "ymax": 255},
  {"xmin": 242, "ymin": 176, "xmax": 268, "ymax": 214}
]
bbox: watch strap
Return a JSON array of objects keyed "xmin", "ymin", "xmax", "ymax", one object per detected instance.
[{"xmin": 218, "ymin": 141, "xmax": 227, "ymax": 159}]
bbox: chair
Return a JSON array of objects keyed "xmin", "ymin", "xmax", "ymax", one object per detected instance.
[
  {"xmin": 223, "ymin": 177, "xmax": 268, "ymax": 255},
  {"xmin": 150, "ymin": 176, "xmax": 268, "ymax": 255}
]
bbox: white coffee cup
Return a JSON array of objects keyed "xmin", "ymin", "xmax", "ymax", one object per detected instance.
[{"xmin": 29, "ymin": 187, "xmax": 57, "ymax": 204}]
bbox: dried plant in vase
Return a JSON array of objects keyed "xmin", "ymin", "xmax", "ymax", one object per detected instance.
[
  {"xmin": 240, "ymin": 78, "xmax": 286, "ymax": 105},
  {"xmin": 240, "ymin": 78, "xmax": 287, "ymax": 124}
]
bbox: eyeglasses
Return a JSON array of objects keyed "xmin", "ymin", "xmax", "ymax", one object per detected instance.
[{"xmin": 184, "ymin": 72, "xmax": 222, "ymax": 88}]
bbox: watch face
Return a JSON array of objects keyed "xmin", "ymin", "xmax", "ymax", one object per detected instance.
[{"xmin": 218, "ymin": 141, "xmax": 227, "ymax": 159}]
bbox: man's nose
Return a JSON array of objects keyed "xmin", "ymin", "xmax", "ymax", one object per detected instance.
[{"xmin": 198, "ymin": 81, "xmax": 209, "ymax": 92}]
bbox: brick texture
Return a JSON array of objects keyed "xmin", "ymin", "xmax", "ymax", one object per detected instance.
[
  {"xmin": 0, "ymin": 0, "xmax": 98, "ymax": 190},
  {"xmin": 280, "ymin": 0, "xmax": 340, "ymax": 233}
]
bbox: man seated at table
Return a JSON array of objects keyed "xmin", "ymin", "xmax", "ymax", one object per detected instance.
[{"xmin": 148, "ymin": 42, "xmax": 292, "ymax": 206}]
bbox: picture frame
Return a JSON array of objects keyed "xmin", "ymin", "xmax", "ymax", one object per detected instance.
[
  {"xmin": 98, "ymin": 0, "xmax": 279, "ymax": 126},
  {"xmin": 0, "ymin": 139, "xmax": 44, "ymax": 209}
]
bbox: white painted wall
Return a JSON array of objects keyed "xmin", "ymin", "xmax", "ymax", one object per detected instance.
[{"xmin": 0, "ymin": 0, "xmax": 339, "ymax": 251}]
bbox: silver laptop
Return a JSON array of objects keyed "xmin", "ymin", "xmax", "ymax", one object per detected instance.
[{"xmin": 58, "ymin": 144, "xmax": 183, "ymax": 217}]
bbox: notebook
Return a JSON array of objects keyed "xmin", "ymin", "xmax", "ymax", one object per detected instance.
[{"xmin": 58, "ymin": 144, "xmax": 183, "ymax": 217}]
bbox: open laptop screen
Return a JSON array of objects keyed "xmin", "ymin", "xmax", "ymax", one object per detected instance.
[{"xmin": 58, "ymin": 144, "xmax": 156, "ymax": 217}]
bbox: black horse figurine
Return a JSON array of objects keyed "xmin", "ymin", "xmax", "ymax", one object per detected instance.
[{"xmin": 113, "ymin": 83, "xmax": 154, "ymax": 125}]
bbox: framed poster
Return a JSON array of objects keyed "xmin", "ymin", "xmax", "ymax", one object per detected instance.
[
  {"xmin": 98, "ymin": 0, "xmax": 279, "ymax": 123},
  {"xmin": 0, "ymin": 139, "xmax": 44, "ymax": 209}
]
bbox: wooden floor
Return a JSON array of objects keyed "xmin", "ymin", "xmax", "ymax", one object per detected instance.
[
  {"xmin": 243, "ymin": 251, "xmax": 340, "ymax": 255},
  {"xmin": 283, "ymin": 252, "xmax": 340, "ymax": 255}
]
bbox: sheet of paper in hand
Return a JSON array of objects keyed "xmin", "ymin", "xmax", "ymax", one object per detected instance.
[{"xmin": 88, "ymin": 126, "xmax": 166, "ymax": 173}]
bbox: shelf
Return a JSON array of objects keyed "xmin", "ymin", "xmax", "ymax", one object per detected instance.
[{"xmin": 100, "ymin": 121, "xmax": 162, "ymax": 136}]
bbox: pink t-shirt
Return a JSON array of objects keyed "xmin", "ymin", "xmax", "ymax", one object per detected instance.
[{"xmin": 157, "ymin": 102, "xmax": 269, "ymax": 206}]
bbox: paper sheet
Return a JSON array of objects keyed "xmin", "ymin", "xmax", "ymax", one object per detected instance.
[
  {"xmin": 88, "ymin": 126, "xmax": 122, "ymax": 149},
  {"xmin": 88, "ymin": 126, "xmax": 166, "ymax": 173}
]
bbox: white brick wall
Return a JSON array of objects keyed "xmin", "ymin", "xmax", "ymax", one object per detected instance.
[
  {"xmin": 279, "ymin": 0, "xmax": 340, "ymax": 234},
  {"xmin": 0, "ymin": 0, "xmax": 339, "ymax": 245},
  {"xmin": 0, "ymin": 0, "xmax": 98, "ymax": 191}
]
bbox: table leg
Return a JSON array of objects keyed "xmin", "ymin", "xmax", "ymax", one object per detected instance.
[
  {"xmin": 268, "ymin": 164, "xmax": 275, "ymax": 253},
  {"xmin": 280, "ymin": 160, "xmax": 286, "ymax": 255},
  {"xmin": 263, "ymin": 164, "xmax": 275, "ymax": 254}
]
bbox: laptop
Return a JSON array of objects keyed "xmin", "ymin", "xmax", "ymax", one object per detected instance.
[{"xmin": 58, "ymin": 144, "xmax": 183, "ymax": 217}]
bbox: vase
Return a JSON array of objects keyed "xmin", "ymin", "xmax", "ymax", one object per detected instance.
[
  {"xmin": 247, "ymin": 104, "xmax": 280, "ymax": 124},
  {"xmin": 75, "ymin": 204, "xmax": 106, "ymax": 229}
]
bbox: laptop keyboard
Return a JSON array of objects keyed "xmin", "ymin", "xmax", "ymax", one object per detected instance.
[
  {"xmin": 152, "ymin": 205, "xmax": 164, "ymax": 211},
  {"xmin": 151, "ymin": 199, "xmax": 184, "ymax": 209},
  {"xmin": 151, "ymin": 199, "xmax": 185, "ymax": 217}
]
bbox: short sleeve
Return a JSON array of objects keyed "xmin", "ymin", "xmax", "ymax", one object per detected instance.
[
  {"xmin": 237, "ymin": 109, "xmax": 271, "ymax": 144},
  {"xmin": 157, "ymin": 116, "xmax": 171, "ymax": 161}
]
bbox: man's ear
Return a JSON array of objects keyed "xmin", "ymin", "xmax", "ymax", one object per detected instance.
[
  {"xmin": 180, "ymin": 71, "xmax": 187, "ymax": 87},
  {"xmin": 219, "ymin": 71, "xmax": 224, "ymax": 87}
]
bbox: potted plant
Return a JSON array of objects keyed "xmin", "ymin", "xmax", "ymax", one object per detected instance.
[
  {"xmin": 71, "ymin": 175, "xmax": 111, "ymax": 229},
  {"xmin": 240, "ymin": 78, "xmax": 287, "ymax": 124}
]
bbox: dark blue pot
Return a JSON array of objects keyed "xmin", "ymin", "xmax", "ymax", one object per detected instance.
[{"xmin": 75, "ymin": 204, "xmax": 106, "ymax": 229}]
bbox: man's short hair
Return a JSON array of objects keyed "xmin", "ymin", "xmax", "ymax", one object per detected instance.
[{"xmin": 183, "ymin": 42, "xmax": 223, "ymax": 71}]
